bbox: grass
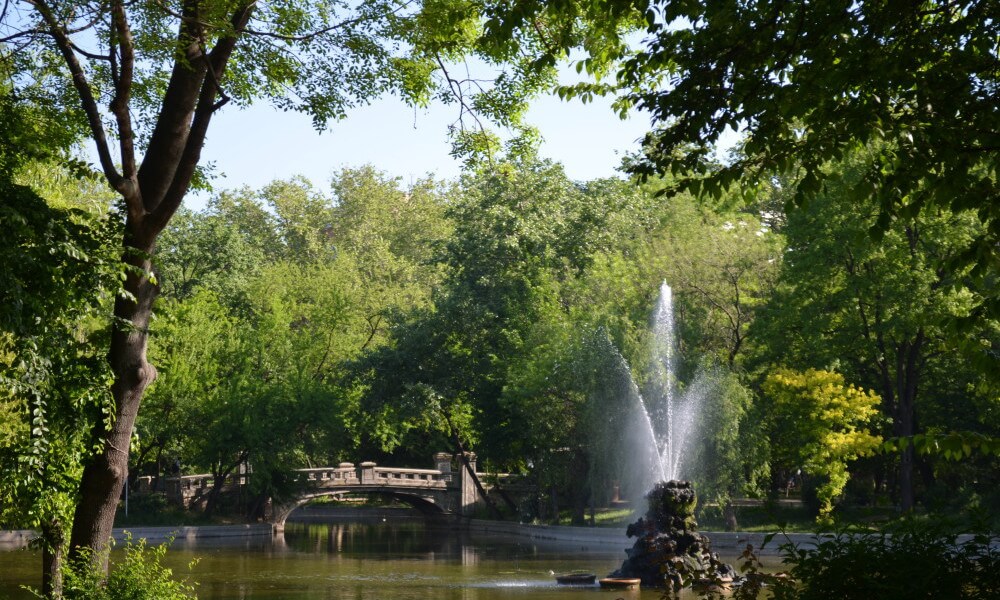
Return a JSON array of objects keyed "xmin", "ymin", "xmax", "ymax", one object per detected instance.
[
  {"xmin": 699, "ymin": 503, "xmax": 817, "ymax": 533},
  {"xmin": 543, "ymin": 507, "xmax": 637, "ymax": 527},
  {"xmin": 541, "ymin": 500, "xmax": 908, "ymax": 533}
]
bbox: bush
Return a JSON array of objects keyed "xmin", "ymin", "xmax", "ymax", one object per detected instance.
[
  {"xmin": 126, "ymin": 492, "xmax": 170, "ymax": 515},
  {"xmin": 34, "ymin": 535, "xmax": 197, "ymax": 600},
  {"xmin": 769, "ymin": 522, "xmax": 999, "ymax": 600}
]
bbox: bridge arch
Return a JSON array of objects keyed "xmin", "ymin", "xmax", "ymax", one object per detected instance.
[{"xmin": 271, "ymin": 488, "xmax": 446, "ymax": 531}]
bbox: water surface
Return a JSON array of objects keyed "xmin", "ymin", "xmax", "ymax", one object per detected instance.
[{"xmin": 1, "ymin": 514, "xmax": 669, "ymax": 599}]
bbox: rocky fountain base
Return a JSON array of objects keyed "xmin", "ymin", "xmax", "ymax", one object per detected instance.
[{"xmin": 610, "ymin": 480, "xmax": 735, "ymax": 589}]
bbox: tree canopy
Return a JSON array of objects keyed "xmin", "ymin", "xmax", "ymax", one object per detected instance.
[
  {"xmin": 0, "ymin": 0, "xmax": 569, "ymax": 566},
  {"xmin": 488, "ymin": 0, "xmax": 999, "ymax": 295}
]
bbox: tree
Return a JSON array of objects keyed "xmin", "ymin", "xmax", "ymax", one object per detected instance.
[
  {"xmin": 135, "ymin": 292, "xmax": 240, "ymax": 497},
  {"xmin": 142, "ymin": 255, "xmax": 373, "ymax": 516},
  {"xmin": 487, "ymin": 0, "xmax": 999, "ymax": 298},
  {"xmin": 0, "ymin": 90, "xmax": 121, "ymax": 596},
  {"xmin": 750, "ymin": 152, "xmax": 992, "ymax": 511},
  {"xmin": 155, "ymin": 207, "xmax": 265, "ymax": 310},
  {"xmin": 1, "ymin": 0, "xmax": 558, "ymax": 566},
  {"xmin": 327, "ymin": 167, "xmax": 454, "ymax": 348},
  {"xmin": 352, "ymin": 161, "xmax": 587, "ymax": 465},
  {"xmin": 763, "ymin": 368, "xmax": 882, "ymax": 521},
  {"xmin": 141, "ymin": 171, "xmax": 451, "ymax": 511},
  {"xmin": 427, "ymin": 161, "xmax": 656, "ymax": 465}
]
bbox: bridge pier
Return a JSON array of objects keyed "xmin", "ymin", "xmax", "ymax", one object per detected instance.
[{"xmin": 460, "ymin": 452, "xmax": 478, "ymax": 516}]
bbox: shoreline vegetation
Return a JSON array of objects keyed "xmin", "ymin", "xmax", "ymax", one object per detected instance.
[
  {"xmin": 118, "ymin": 494, "xmax": 994, "ymax": 532},
  {"xmin": 4, "ymin": 504, "xmax": 995, "ymax": 556}
]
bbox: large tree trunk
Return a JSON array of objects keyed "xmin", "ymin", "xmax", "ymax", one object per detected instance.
[
  {"xmin": 868, "ymin": 323, "xmax": 923, "ymax": 513},
  {"xmin": 69, "ymin": 230, "xmax": 158, "ymax": 568}
]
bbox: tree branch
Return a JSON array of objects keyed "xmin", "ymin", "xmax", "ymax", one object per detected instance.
[
  {"xmin": 136, "ymin": 0, "xmax": 211, "ymax": 213},
  {"xmin": 243, "ymin": 15, "xmax": 367, "ymax": 42},
  {"xmin": 26, "ymin": 0, "xmax": 124, "ymax": 191},
  {"xmin": 68, "ymin": 41, "xmax": 110, "ymax": 61},
  {"xmin": 200, "ymin": 41, "xmax": 231, "ymax": 112},
  {"xmin": 110, "ymin": 0, "xmax": 138, "ymax": 183},
  {"xmin": 0, "ymin": 28, "xmax": 45, "ymax": 43},
  {"xmin": 245, "ymin": 0, "xmax": 415, "ymax": 41},
  {"xmin": 359, "ymin": 314, "xmax": 383, "ymax": 353},
  {"xmin": 146, "ymin": 0, "xmax": 256, "ymax": 235},
  {"xmin": 65, "ymin": 8, "xmax": 107, "ymax": 35},
  {"xmin": 434, "ymin": 53, "xmax": 492, "ymax": 152}
]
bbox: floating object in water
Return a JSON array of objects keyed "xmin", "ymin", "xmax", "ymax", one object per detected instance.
[
  {"xmin": 599, "ymin": 578, "xmax": 641, "ymax": 590},
  {"xmin": 554, "ymin": 573, "xmax": 596, "ymax": 585}
]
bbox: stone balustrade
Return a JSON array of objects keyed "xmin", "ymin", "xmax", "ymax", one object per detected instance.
[
  {"xmin": 372, "ymin": 466, "xmax": 449, "ymax": 487},
  {"xmin": 145, "ymin": 454, "xmax": 471, "ymax": 514}
]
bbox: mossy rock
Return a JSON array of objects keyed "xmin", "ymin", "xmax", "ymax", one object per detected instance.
[{"xmin": 646, "ymin": 480, "xmax": 697, "ymax": 523}]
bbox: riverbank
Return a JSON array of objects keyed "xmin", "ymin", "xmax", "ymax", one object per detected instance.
[
  {"xmin": 1, "ymin": 509, "xmax": 814, "ymax": 555},
  {"xmin": 0, "ymin": 523, "xmax": 273, "ymax": 551},
  {"xmin": 464, "ymin": 519, "xmax": 816, "ymax": 555}
]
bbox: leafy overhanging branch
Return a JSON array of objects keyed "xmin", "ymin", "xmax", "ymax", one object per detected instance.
[{"xmin": 880, "ymin": 431, "xmax": 1000, "ymax": 461}]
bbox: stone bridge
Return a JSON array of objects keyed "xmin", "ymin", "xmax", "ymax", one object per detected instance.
[{"xmin": 137, "ymin": 453, "xmax": 517, "ymax": 530}]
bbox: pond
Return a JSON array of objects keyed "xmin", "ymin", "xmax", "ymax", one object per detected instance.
[{"xmin": 0, "ymin": 512, "xmax": 715, "ymax": 599}]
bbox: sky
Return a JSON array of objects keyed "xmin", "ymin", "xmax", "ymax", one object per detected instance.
[{"xmin": 187, "ymin": 88, "xmax": 654, "ymax": 210}]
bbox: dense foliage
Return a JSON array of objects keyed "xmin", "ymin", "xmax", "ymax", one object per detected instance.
[
  {"xmin": 0, "ymin": 91, "xmax": 121, "ymax": 595},
  {"xmin": 119, "ymin": 153, "xmax": 997, "ymax": 532},
  {"xmin": 763, "ymin": 369, "xmax": 882, "ymax": 521},
  {"xmin": 488, "ymin": 0, "xmax": 1000, "ymax": 292}
]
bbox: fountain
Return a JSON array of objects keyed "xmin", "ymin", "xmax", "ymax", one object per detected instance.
[
  {"xmin": 579, "ymin": 282, "xmax": 712, "ymax": 505},
  {"xmin": 605, "ymin": 282, "xmax": 734, "ymax": 589},
  {"xmin": 609, "ymin": 481, "xmax": 735, "ymax": 589},
  {"xmin": 638, "ymin": 281, "xmax": 705, "ymax": 487}
]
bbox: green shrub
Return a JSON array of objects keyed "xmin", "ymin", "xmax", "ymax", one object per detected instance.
[
  {"xmin": 34, "ymin": 535, "xmax": 197, "ymax": 600},
  {"xmin": 770, "ymin": 522, "xmax": 999, "ymax": 600},
  {"xmin": 689, "ymin": 522, "xmax": 998, "ymax": 600},
  {"xmin": 125, "ymin": 492, "xmax": 170, "ymax": 515}
]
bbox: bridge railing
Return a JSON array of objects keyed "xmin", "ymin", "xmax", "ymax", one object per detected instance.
[
  {"xmin": 296, "ymin": 465, "xmax": 359, "ymax": 484},
  {"xmin": 138, "ymin": 457, "xmax": 464, "ymax": 508},
  {"xmin": 140, "ymin": 473, "xmax": 245, "ymax": 493},
  {"xmin": 371, "ymin": 466, "xmax": 450, "ymax": 488}
]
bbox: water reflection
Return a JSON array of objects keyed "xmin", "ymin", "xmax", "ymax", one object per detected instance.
[{"xmin": 1, "ymin": 514, "xmax": 660, "ymax": 599}]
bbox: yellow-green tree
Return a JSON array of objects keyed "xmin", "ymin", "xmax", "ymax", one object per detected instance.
[{"xmin": 763, "ymin": 368, "xmax": 882, "ymax": 522}]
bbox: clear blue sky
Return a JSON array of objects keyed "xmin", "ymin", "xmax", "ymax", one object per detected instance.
[{"xmin": 187, "ymin": 89, "xmax": 653, "ymax": 210}]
